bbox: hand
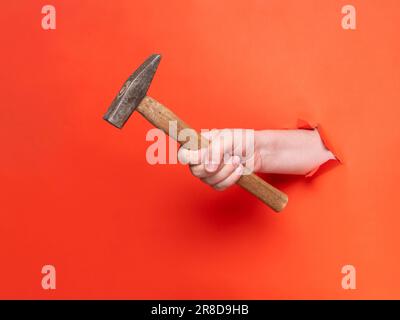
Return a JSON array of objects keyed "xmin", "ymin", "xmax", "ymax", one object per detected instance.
[
  {"xmin": 178, "ymin": 128, "xmax": 337, "ymax": 190},
  {"xmin": 178, "ymin": 129, "xmax": 261, "ymax": 191}
]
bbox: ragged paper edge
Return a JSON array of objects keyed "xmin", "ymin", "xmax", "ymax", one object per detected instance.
[{"xmin": 296, "ymin": 119, "xmax": 342, "ymax": 177}]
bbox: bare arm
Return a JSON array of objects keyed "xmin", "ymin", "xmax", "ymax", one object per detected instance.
[{"xmin": 254, "ymin": 129, "xmax": 335, "ymax": 175}]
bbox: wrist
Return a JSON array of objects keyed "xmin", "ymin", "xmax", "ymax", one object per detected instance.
[{"xmin": 254, "ymin": 130, "xmax": 276, "ymax": 172}]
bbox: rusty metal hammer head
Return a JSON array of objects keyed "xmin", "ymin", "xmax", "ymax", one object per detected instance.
[{"xmin": 103, "ymin": 54, "xmax": 161, "ymax": 129}]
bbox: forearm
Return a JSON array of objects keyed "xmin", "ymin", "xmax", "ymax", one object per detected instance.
[{"xmin": 254, "ymin": 129, "xmax": 335, "ymax": 175}]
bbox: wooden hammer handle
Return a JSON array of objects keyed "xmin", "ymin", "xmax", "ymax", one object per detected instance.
[{"xmin": 137, "ymin": 96, "xmax": 288, "ymax": 212}]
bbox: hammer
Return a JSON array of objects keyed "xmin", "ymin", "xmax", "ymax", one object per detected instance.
[{"xmin": 103, "ymin": 54, "xmax": 288, "ymax": 212}]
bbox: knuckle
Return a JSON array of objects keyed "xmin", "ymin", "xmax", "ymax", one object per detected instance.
[
  {"xmin": 178, "ymin": 148, "xmax": 189, "ymax": 164},
  {"xmin": 190, "ymin": 166, "xmax": 204, "ymax": 177}
]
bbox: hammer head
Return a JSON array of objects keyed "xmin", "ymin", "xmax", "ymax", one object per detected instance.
[{"xmin": 103, "ymin": 54, "xmax": 162, "ymax": 129}]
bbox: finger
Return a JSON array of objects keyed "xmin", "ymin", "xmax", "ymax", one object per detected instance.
[
  {"xmin": 178, "ymin": 147, "xmax": 207, "ymax": 165},
  {"xmin": 189, "ymin": 163, "xmax": 210, "ymax": 178},
  {"xmin": 202, "ymin": 156, "xmax": 241, "ymax": 185},
  {"xmin": 205, "ymin": 130, "xmax": 234, "ymax": 173},
  {"xmin": 213, "ymin": 164, "xmax": 244, "ymax": 191}
]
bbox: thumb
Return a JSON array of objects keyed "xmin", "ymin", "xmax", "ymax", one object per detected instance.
[{"xmin": 178, "ymin": 146, "xmax": 207, "ymax": 165}]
